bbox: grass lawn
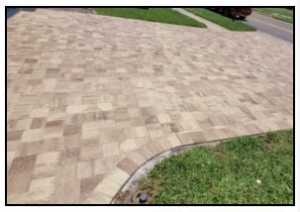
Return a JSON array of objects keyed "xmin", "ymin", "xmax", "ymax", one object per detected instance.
[
  {"xmin": 94, "ymin": 8, "xmax": 206, "ymax": 28},
  {"xmin": 139, "ymin": 130, "xmax": 293, "ymax": 204},
  {"xmin": 253, "ymin": 8, "xmax": 293, "ymax": 24},
  {"xmin": 186, "ymin": 8, "xmax": 256, "ymax": 31}
]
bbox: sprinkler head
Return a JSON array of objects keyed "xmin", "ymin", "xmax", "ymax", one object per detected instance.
[{"xmin": 138, "ymin": 193, "xmax": 148, "ymax": 203}]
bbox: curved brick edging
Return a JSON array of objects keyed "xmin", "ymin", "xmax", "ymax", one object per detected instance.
[{"xmin": 82, "ymin": 126, "xmax": 293, "ymax": 204}]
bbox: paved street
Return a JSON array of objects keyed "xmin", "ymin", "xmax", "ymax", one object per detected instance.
[
  {"xmin": 7, "ymin": 9, "xmax": 293, "ymax": 204},
  {"xmin": 244, "ymin": 12, "xmax": 293, "ymax": 43}
]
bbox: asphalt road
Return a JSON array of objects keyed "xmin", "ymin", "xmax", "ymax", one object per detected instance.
[{"xmin": 243, "ymin": 12, "xmax": 293, "ymax": 43}]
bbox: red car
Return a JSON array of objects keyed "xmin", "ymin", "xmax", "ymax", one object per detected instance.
[
  {"xmin": 230, "ymin": 8, "xmax": 252, "ymax": 19},
  {"xmin": 210, "ymin": 7, "xmax": 252, "ymax": 20}
]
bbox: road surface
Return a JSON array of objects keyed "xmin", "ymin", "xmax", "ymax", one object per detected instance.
[{"xmin": 244, "ymin": 12, "xmax": 293, "ymax": 43}]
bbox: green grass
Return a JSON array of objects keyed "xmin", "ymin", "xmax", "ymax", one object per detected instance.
[
  {"xmin": 253, "ymin": 8, "xmax": 293, "ymax": 24},
  {"xmin": 94, "ymin": 8, "xmax": 206, "ymax": 28},
  {"xmin": 140, "ymin": 130, "xmax": 293, "ymax": 204},
  {"xmin": 186, "ymin": 8, "xmax": 256, "ymax": 31}
]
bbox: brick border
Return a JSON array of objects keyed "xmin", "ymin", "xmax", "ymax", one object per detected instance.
[{"xmin": 83, "ymin": 127, "xmax": 292, "ymax": 204}]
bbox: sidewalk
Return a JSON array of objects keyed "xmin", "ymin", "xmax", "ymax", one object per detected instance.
[{"xmin": 173, "ymin": 8, "xmax": 227, "ymax": 31}]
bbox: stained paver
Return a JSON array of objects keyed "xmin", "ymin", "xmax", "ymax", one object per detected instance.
[{"xmin": 7, "ymin": 9, "xmax": 293, "ymax": 204}]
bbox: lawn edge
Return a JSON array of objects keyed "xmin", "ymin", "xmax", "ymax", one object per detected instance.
[
  {"xmin": 111, "ymin": 128, "xmax": 293, "ymax": 204},
  {"xmin": 93, "ymin": 8, "xmax": 207, "ymax": 29}
]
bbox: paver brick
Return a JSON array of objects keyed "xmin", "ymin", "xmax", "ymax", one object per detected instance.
[
  {"xmin": 93, "ymin": 156, "xmax": 119, "ymax": 175},
  {"xmin": 7, "ymin": 131, "xmax": 23, "ymax": 141},
  {"xmin": 21, "ymin": 129, "xmax": 43, "ymax": 142},
  {"xmin": 126, "ymin": 151, "xmax": 147, "ymax": 166},
  {"xmin": 15, "ymin": 119, "xmax": 32, "ymax": 131},
  {"xmin": 81, "ymin": 192, "xmax": 111, "ymax": 204},
  {"xmin": 117, "ymin": 157, "xmax": 139, "ymax": 175},
  {"xmin": 167, "ymin": 134, "xmax": 182, "ymax": 148},
  {"xmin": 33, "ymin": 151, "xmax": 60, "ymax": 179},
  {"xmin": 106, "ymin": 168, "xmax": 130, "ymax": 185},
  {"xmin": 31, "ymin": 118, "xmax": 46, "ymax": 129},
  {"xmin": 102, "ymin": 142, "xmax": 120, "ymax": 157},
  {"xmin": 8, "ymin": 155, "xmax": 37, "ymax": 194},
  {"xmin": 27, "ymin": 177, "xmax": 55, "ymax": 204},
  {"xmin": 60, "ymin": 148, "xmax": 80, "ymax": 165},
  {"xmin": 78, "ymin": 161, "xmax": 93, "ymax": 179},
  {"xmin": 54, "ymin": 180, "xmax": 81, "ymax": 204},
  {"xmin": 94, "ymin": 178, "xmax": 121, "ymax": 197},
  {"xmin": 80, "ymin": 174, "xmax": 104, "ymax": 200}
]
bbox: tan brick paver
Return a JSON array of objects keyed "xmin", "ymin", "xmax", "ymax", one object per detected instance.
[{"xmin": 7, "ymin": 9, "xmax": 293, "ymax": 204}]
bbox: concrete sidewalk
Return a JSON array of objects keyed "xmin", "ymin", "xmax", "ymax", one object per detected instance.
[
  {"xmin": 7, "ymin": 9, "xmax": 293, "ymax": 204},
  {"xmin": 173, "ymin": 8, "xmax": 226, "ymax": 31}
]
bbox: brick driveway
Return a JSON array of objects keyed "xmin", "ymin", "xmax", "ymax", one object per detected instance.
[{"xmin": 7, "ymin": 9, "xmax": 293, "ymax": 204}]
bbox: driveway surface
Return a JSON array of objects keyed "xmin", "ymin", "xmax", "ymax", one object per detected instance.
[
  {"xmin": 7, "ymin": 9, "xmax": 293, "ymax": 204},
  {"xmin": 244, "ymin": 12, "xmax": 293, "ymax": 43}
]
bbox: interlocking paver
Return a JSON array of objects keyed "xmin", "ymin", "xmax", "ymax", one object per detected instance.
[
  {"xmin": 7, "ymin": 131, "xmax": 23, "ymax": 141},
  {"xmin": 8, "ymin": 155, "xmax": 37, "ymax": 194},
  {"xmin": 54, "ymin": 179, "xmax": 81, "ymax": 204},
  {"xmin": 102, "ymin": 142, "xmax": 120, "ymax": 157},
  {"xmin": 33, "ymin": 151, "xmax": 60, "ymax": 179},
  {"xmin": 80, "ymin": 192, "xmax": 112, "ymax": 204},
  {"xmin": 126, "ymin": 151, "xmax": 147, "ymax": 166},
  {"xmin": 80, "ymin": 174, "xmax": 104, "ymax": 200},
  {"xmin": 117, "ymin": 158, "xmax": 139, "ymax": 175},
  {"xmin": 107, "ymin": 168, "xmax": 130, "ymax": 185},
  {"xmin": 7, "ymin": 9, "xmax": 293, "ymax": 204},
  {"xmin": 27, "ymin": 177, "xmax": 55, "ymax": 204},
  {"xmin": 77, "ymin": 161, "xmax": 93, "ymax": 179},
  {"xmin": 94, "ymin": 178, "xmax": 121, "ymax": 198},
  {"xmin": 93, "ymin": 155, "xmax": 119, "ymax": 175},
  {"xmin": 60, "ymin": 148, "xmax": 80, "ymax": 165},
  {"xmin": 120, "ymin": 139, "xmax": 138, "ymax": 152}
]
